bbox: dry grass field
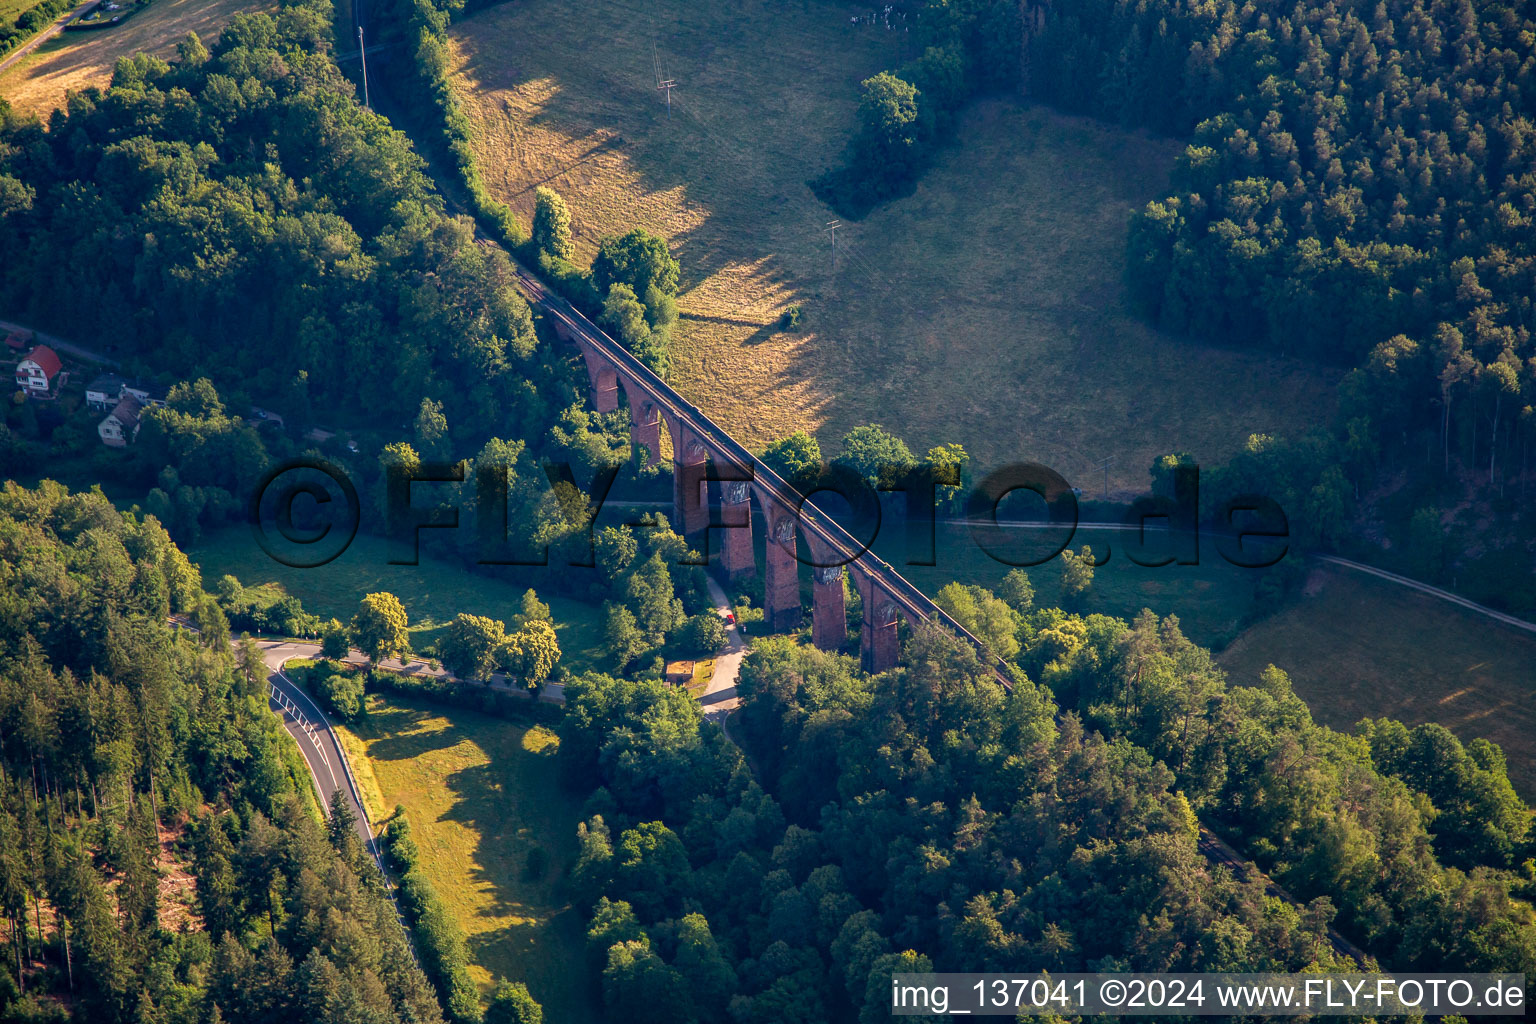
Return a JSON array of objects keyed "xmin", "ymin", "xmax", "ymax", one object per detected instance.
[
  {"xmin": 337, "ymin": 697, "xmax": 599, "ymax": 1024},
  {"xmin": 0, "ymin": 0, "xmax": 255, "ymax": 115},
  {"xmin": 1220, "ymin": 568, "xmax": 1536, "ymax": 798},
  {"xmin": 448, "ymin": 0, "xmax": 1337, "ymax": 491}
]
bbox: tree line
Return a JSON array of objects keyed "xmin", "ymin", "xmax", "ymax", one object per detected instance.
[
  {"xmin": 1057, "ymin": 0, "xmax": 1536, "ymax": 538},
  {"xmin": 0, "ymin": 0, "xmax": 75, "ymax": 59},
  {"xmin": 952, "ymin": 574, "xmax": 1536, "ymax": 970},
  {"xmin": 371, "ymin": 0, "xmax": 687, "ymax": 380}
]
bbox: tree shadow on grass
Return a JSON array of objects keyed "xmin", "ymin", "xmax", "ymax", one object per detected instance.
[
  {"xmin": 362, "ymin": 699, "xmax": 568, "ymax": 925},
  {"xmin": 466, "ymin": 906, "xmax": 599, "ymax": 1024},
  {"xmin": 354, "ymin": 701, "xmax": 477, "ymax": 763},
  {"xmin": 360, "ymin": 695, "xmax": 599, "ymax": 1020},
  {"xmin": 438, "ymin": 761, "xmax": 548, "ymax": 915},
  {"xmin": 449, "ymin": 0, "xmax": 900, "ymax": 309}
]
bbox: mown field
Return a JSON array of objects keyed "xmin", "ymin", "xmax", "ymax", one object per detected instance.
[
  {"xmin": 334, "ymin": 695, "xmax": 598, "ymax": 1023},
  {"xmin": 0, "ymin": 0, "xmax": 256, "ymax": 114},
  {"xmin": 447, "ymin": 0, "xmax": 1336, "ymax": 492},
  {"xmin": 187, "ymin": 527, "xmax": 608, "ymax": 672},
  {"xmin": 1220, "ymin": 567, "xmax": 1536, "ymax": 798}
]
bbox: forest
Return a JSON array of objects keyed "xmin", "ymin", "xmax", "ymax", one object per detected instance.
[
  {"xmin": 0, "ymin": 1, "xmax": 561, "ymax": 445},
  {"xmin": 0, "ymin": 0, "xmax": 698, "ymax": 572},
  {"xmin": 558, "ymin": 606, "xmax": 1535, "ymax": 1024},
  {"xmin": 2, "ymin": 479, "xmax": 1532, "ymax": 1019},
  {"xmin": 1044, "ymin": 0, "xmax": 1536, "ymax": 577},
  {"xmin": 0, "ymin": 480, "xmax": 453, "ymax": 1023},
  {"xmin": 829, "ymin": 0, "xmax": 1536, "ymax": 607}
]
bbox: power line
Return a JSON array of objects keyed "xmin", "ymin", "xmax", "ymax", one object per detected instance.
[
  {"xmin": 653, "ymin": 41, "xmax": 676, "ymax": 118},
  {"xmin": 357, "ymin": 26, "xmax": 370, "ymax": 108}
]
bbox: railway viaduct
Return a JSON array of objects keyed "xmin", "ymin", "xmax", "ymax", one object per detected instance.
[{"xmin": 511, "ymin": 264, "xmax": 1010, "ymax": 679}]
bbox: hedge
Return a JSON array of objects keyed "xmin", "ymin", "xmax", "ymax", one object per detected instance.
[
  {"xmin": 366, "ymin": 666, "xmax": 563, "ymax": 725},
  {"xmin": 385, "ymin": 813, "xmax": 483, "ymax": 1023}
]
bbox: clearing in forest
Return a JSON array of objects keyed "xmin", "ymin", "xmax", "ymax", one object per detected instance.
[{"xmin": 447, "ymin": 0, "xmax": 1336, "ymax": 491}]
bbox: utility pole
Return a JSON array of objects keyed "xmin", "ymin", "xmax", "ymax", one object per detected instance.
[
  {"xmin": 657, "ymin": 74, "xmax": 676, "ymax": 118},
  {"xmin": 358, "ymin": 26, "xmax": 370, "ymax": 109},
  {"xmin": 653, "ymin": 42, "xmax": 675, "ymax": 118},
  {"xmin": 826, "ymin": 220, "xmax": 841, "ymax": 272},
  {"xmin": 1095, "ymin": 456, "xmax": 1116, "ymax": 499}
]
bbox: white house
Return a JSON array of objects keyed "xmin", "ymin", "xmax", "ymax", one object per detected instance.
[
  {"xmin": 85, "ymin": 373, "xmax": 127, "ymax": 411},
  {"xmin": 15, "ymin": 346, "xmax": 62, "ymax": 394},
  {"xmin": 98, "ymin": 395, "xmax": 143, "ymax": 447}
]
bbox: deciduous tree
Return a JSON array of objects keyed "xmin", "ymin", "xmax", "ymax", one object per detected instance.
[
  {"xmin": 441, "ymin": 613, "xmax": 507, "ymax": 681},
  {"xmin": 532, "ymin": 185, "xmax": 574, "ymax": 261},
  {"xmin": 352, "ymin": 592, "xmax": 410, "ymax": 666}
]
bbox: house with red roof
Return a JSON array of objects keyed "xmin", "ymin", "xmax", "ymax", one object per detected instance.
[{"xmin": 15, "ymin": 345, "xmax": 62, "ymax": 394}]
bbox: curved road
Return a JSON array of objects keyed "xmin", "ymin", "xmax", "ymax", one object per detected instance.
[
  {"xmin": 1317, "ymin": 554, "xmax": 1536, "ymax": 635},
  {"xmin": 256, "ymin": 637, "xmax": 566, "ymax": 848},
  {"xmin": 258, "ymin": 639, "xmax": 384, "ymax": 869}
]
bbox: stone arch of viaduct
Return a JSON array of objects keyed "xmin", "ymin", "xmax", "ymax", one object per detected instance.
[{"xmin": 569, "ymin": 331, "xmax": 911, "ymax": 673}]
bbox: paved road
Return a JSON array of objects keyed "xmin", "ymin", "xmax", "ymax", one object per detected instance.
[
  {"xmin": 0, "ymin": 318, "xmax": 120, "ymax": 367},
  {"xmin": 255, "ymin": 639, "xmax": 564, "ymax": 853},
  {"xmin": 0, "ymin": 0, "xmax": 95, "ymax": 76},
  {"xmin": 698, "ymin": 576, "xmax": 745, "ymax": 722},
  {"xmin": 258, "ymin": 639, "xmax": 383, "ymax": 865},
  {"xmin": 1318, "ymin": 554, "xmax": 1536, "ymax": 635}
]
